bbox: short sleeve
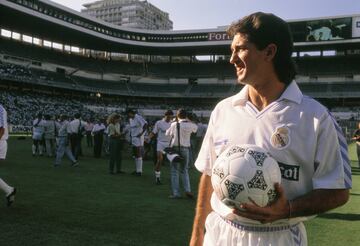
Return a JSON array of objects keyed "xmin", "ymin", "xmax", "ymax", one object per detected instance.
[
  {"xmin": 194, "ymin": 113, "xmax": 216, "ymax": 176},
  {"xmin": 312, "ymin": 113, "xmax": 352, "ymax": 189}
]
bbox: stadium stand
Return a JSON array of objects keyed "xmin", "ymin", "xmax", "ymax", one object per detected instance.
[{"xmin": 0, "ymin": 0, "xmax": 359, "ymax": 136}]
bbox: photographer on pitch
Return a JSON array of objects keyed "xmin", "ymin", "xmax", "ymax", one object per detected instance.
[{"xmin": 166, "ymin": 109, "xmax": 197, "ymax": 199}]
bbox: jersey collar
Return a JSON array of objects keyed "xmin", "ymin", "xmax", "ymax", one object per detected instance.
[{"xmin": 232, "ymin": 81, "xmax": 303, "ymax": 107}]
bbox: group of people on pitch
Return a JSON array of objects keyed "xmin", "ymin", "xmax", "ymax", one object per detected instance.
[
  {"xmin": 28, "ymin": 107, "xmax": 205, "ymax": 199},
  {"xmin": 1, "ymin": 11, "xmax": 357, "ymax": 246},
  {"xmin": 105, "ymin": 108, "xmax": 201, "ymax": 200}
]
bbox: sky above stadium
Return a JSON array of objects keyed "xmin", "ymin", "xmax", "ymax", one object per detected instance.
[{"xmin": 51, "ymin": 0, "xmax": 360, "ymax": 30}]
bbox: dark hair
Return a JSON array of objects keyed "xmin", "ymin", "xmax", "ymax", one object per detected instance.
[
  {"xmin": 60, "ymin": 114, "xmax": 68, "ymax": 121},
  {"xmin": 177, "ymin": 109, "xmax": 187, "ymax": 119},
  {"xmin": 74, "ymin": 113, "xmax": 81, "ymax": 119},
  {"xmin": 164, "ymin": 109, "xmax": 174, "ymax": 116},
  {"xmin": 227, "ymin": 12, "xmax": 297, "ymax": 85},
  {"xmin": 126, "ymin": 108, "xmax": 136, "ymax": 115}
]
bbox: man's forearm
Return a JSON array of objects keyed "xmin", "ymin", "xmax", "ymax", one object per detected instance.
[
  {"xmin": 190, "ymin": 173, "xmax": 213, "ymax": 246},
  {"xmin": 233, "ymin": 186, "xmax": 350, "ymax": 224},
  {"xmin": 290, "ymin": 189, "xmax": 349, "ymax": 218}
]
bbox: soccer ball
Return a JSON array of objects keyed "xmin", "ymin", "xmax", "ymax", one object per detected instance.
[{"xmin": 211, "ymin": 144, "xmax": 281, "ymax": 209}]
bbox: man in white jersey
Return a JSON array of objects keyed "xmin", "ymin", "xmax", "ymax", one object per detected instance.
[
  {"xmin": 54, "ymin": 115, "xmax": 78, "ymax": 167},
  {"xmin": 127, "ymin": 109, "xmax": 147, "ymax": 176},
  {"xmin": 190, "ymin": 12, "xmax": 351, "ymax": 246},
  {"xmin": 0, "ymin": 104, "xmax": 16, "ymax": 206},
  {"xmin": 149, "ymin": 109, "xmax": 174, "ymax": 184},
  {"xmin": 32, "ymin": 113, "xmax": 45, "ymax": 156}
]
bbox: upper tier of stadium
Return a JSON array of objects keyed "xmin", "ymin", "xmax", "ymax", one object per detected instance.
[
  {"xmin": 1, "ymin": 0, "xmax": 360, "ymax": 55},
  {"xmin": 1, "ymin": 0, "xmax": 360, "ymax": 106}
]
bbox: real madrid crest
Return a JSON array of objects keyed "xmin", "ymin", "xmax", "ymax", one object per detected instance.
[{"xmin": 270, "ymin": 126, "xmax": 291, "ymax": 149}]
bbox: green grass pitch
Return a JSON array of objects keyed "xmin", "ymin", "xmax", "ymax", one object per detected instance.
[{"xmin": 0, "ymin": 137, "xmax": 359, "ymax": 246}]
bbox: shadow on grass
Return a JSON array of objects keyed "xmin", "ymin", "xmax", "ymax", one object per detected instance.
[
  {"xmin": 317, "ymin": 213, "xmax": 360, "ymax": 221},
  {"xmin": 350, "ymin": 193, "xmax": 360, "ymax": 196},
  {"xmin": 351, "ymin": 168, "xmax": 360, "ymax": 175}
]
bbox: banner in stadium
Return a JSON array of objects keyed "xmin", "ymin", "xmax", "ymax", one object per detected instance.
[
  {"xmin": 352, "ymin": 16, "xmax": 360, "ymax": 38},
  {"xmin": 208, "ymin": 32, "xmax": 231, "ymax": 41},
  {"xmin": 289, "ymin": 17, "xmax": 352, "ymax": 42}
]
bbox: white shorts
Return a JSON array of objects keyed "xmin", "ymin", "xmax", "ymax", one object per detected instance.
[
  {"xmin": 204, "ymin": 212, "xmax": 307, "ymax": 246},
  {"xmin": 157, "ymin": 141, "xmax": 170, "ymax": 152},
  {"xmin": 0, "ymin": 141, "xmax": 8, "ymax": 159},
  {"xmin": 131, "ymin": 136, "xmax": 144, "ymax": 147}
]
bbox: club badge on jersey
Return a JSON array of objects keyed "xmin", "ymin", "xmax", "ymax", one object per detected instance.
[{"xmin": 270, "ymin": 126, "xmax": 291, "ymax": 150}]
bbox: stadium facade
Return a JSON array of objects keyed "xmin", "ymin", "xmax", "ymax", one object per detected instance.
[
  {"xmin": 81, "ymin": 0, "xmax": 173, "ymax": 30},
  {"xmin": 0, "ymin": 0, "xmax": 360, "ymax": 136}
]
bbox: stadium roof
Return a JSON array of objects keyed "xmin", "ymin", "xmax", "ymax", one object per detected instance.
[{"xmin": 1, "ymin": 0, "xmax": 360, "ymax": 55}]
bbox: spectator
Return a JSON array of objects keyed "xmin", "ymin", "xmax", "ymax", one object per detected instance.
[
  {"xmin": 85, "ymin": 119, "xmax": 94, "ymax": 147},
  {"xmin": 68, "ymin": 113, "xmax": 87, "ymax": 160},
  {"xmin": 43, "ymin": 114, "xmax": 56, "ymax": 157},
  {"xmin": 54, "ymin": 115, "xmax": 77, "ymax": 167},
  {"xmin": 92, "ymin": 119, "xmax": 106, "ymax": 158},
  {"xmin": 107, "ymin": 113, "xmax": 124, "ymax": 174},
  {"xmin": 166, "ymin": 109, "xmax": 197, "ymax": 199}
]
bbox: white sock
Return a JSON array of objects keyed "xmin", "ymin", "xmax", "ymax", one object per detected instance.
[
  {"xmin": 135, "ymin": 158, "xmax": 143, "ymax": 173},
  {"xmin": 155, "ymin": 171, "xmax": 161, "ymax": 179},
  {"xmin": 0, "ymin": 178, "xmax": 12, "ymax": 195},
  {"xmin": 32, "ymin": 145, "xmax": 36, "ymax": 154},
  {"xmin": 39, "ymin": 145, "xmax": 43, "ymax": 155}
]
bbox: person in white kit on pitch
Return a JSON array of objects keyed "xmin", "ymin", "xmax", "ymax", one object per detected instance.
[
  {"xmin": 127, "ymin": 109, "xmax": 148, "ymax": 176},
  {"xmin": 149, "ymin": 109, "xmax": 174, "ymax": 184},
  {"xmin": 190, "ymin": 12, "xmax": 351, "ymax": 246},
  {"xmin": 32, "ymin": 112, "xmax": 45, "ymax": 156},
  {"xmin": 0, "ymin": 104, "xmax": 16, "ymax": 207}
]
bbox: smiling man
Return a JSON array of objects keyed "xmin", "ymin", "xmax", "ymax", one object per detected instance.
[{"xmin": 190, "ymin": 12, "xmax": 351, "ymax": 246}]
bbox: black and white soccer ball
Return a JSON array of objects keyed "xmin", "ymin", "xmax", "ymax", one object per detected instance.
[{"xmin": 211, "ymin": 144, "xmax": 281, "ymax": 209}]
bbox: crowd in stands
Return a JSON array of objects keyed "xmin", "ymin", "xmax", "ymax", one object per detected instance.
[
  {"xmin": 0, "ymin": 90, "xmax": 97, "ymax": 127},
  {"xmin": 0, "ymin": 88, "xmax": 213, "ymax": 132},
  {"xmin": 0, "ymin": 61, "xmax": 236, "ymax": 98},
  {"xmin": 0, "ymin": 62, "xmax": 33, "ymax": 79}
]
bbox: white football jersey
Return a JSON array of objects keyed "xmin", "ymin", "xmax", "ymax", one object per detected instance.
[
  {"xmin": 130, "ymin": 114, "xmax": 147, "ymax": 138},
  {"xmin": 195, "ymin": 81, "xmax": 351, "ymax": 225},
  {"xmin": 152, "ymin": 119, "xmax": 171, "ymax": 143},
  {"xmin": 32, "ymin": 118, "xmax": 45, "ymax": 135},
  {"xmin": 0, "ymin": 104, "xmax": 8, "ymax": 141}
]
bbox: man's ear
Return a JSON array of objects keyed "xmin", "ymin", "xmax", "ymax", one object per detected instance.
[{"xmin": 265, "ymin": 43, "xmax": 277, "ymax": 61}]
